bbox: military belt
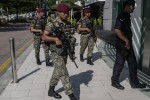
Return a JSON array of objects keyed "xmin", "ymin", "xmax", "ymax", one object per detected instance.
[{"xmin": 81, "ymin": 32, "xmax": 89, "ymax": 35}]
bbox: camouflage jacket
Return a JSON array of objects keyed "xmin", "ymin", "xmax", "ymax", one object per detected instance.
[
  {"xmin": 30, "ymin": 17, "xmax": 45, "ymax": 36},
  {"xmin": 78, "ymin": 17, "xmax": 94, "ymax": 34},
  {"xmin": 45, "ymin": 17, "xmax": 75, "ymax": 53}
]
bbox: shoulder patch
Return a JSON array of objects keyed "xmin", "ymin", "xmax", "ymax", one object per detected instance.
[{"xmin": 119, "ymin": 18, "xmax": 124, "ymax": 22}]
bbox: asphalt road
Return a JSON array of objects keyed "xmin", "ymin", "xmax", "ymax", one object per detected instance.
[{"xmin": 0, "ymin": 23, "xmax": 33, "ymax": 76}]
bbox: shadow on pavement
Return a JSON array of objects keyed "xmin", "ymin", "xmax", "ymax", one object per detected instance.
[
  {"xmin": 56, "ymin": 70, "xmax": 94, "ymax": 100},
  {"xmin": 141, "ymin": 89, "xmax": 150, "ymax": 92},
  {"xmin": 17, "ymin": 68, "xmax": 41, "ymax": 82},
  {"xmin": 92, "ymin": 52, "xmax": 102, "ymax": 62}
]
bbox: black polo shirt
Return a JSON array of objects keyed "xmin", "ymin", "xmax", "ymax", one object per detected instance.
[{"xmin": 115, "ymin": 12, "xmax": 132, "ymax": 41}]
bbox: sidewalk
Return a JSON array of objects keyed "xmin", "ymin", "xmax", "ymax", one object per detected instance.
[{"xmin": 0, "ymin": 33, "xmax": 150, "ymax": 100}]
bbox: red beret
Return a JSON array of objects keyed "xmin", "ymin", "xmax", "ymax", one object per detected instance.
[
  {"xmin": 57, "ymin": 3, "xmax": 70, "ymax": 12},
  {"xmin": 83, "ymin": 8, "xmax": 91, "ymax": 13},
  {"xmin": 37, "ymin": 8, "xmax": 43, "ymax": 13}
]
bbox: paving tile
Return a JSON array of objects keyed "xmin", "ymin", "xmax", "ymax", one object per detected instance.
[
  {"xmin": 0, "ymin": 97, "xmax": 10, "ymax": 100},
  {"xmin": 16, "ymin": 84, "xmax": 45, "ymax": 90},
  {"xmin": 28, "ymin": 89, "xmax": 47, "ymax": 97},
  {"xmin": 11, "ymin": 97, "xmax": 44, "ymax": 100},
  {"xmin": 11, "ymin": 90, "xmax": 29, "ymax": 97}
]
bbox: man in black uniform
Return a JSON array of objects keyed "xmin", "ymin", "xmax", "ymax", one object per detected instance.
[{"xmin": 111, "ymin": 0, "xmax": 146, "ymax": 90}]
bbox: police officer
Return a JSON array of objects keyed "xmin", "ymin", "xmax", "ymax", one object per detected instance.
[
  {"xmin": 78, "ymin": 7, "xmax": 96, "ymax": 65},
  {"xmin": 42, "ymin": 3, "xmax": 77, "ymax": 100},
  {"xmin": 111, "ymin": 0, "xmax": 146, "ymax": 90},
  {"xmin": 30, "ymin": 8, "xmax": 52, "ymax": 66}
]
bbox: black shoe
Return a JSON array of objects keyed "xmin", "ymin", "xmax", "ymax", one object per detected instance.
[
  {"xmin": 87, "ymin": 57, "xmax": 94, "ymax": 65},
  {"xmin": 36, "ymin": 58, "xmax": 41, "ymax": 65},
  {"xmin": 46, "ymin": 58, "xmax": 53, "ymax": 66},
  {"xmin": 80, "ymin": 54, "xmax": 84, "ymax": 62},
  {"xmin": 48, "ymin": 86, "xmax": 62, "ymax": 99},
  {"xmin": 131, "ymin": 83, "xmax": 146, "ymax": 89},
  {"xmin": 111, "ymin": 83, "xmax": 125, "ymax": 90},
  {"xmin": 68, "ymin": 93, "xmax": 77, "ymax": 100}
]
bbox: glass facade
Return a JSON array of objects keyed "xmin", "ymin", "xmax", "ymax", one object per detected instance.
[{"xmin": 141, "ymin": 0, "xmax": 150, "ymax": 76}]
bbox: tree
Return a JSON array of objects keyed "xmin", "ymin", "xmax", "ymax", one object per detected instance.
[{"xmin": 0, "ymin": 0, "xmax": 42, "ymax": 21}]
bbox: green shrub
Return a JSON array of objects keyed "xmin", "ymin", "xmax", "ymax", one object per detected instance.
[{"xmin": 97, "ymin": 16, "xmax": 102, "ymax": 26}]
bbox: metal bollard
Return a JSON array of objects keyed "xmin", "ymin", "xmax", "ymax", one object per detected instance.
[{"xmin": 9, "ymin": 37, "xmax": 18, "ymax": 83}]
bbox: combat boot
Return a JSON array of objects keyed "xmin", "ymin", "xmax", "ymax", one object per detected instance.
[
  {"xmin": 48, "ymin": 86, "xmax": 62, "ymax": 99},
  {"xmin": 46, "ymin": 58, "xmax": 53, "ymax": 66},
  {"xmin": 80, "ymin": 54, "xmax": 84, "ymax": 62},
  {"xmin": 36, "ymin": 58, "xmax": 41, "ymax": 65},
  {"xmin": 87, "ymin": 57, "xmax": 94, "ymax": 65},
  {"xmin": 68, "ymin": 93, "xmax": 77, "ymax": 100}
]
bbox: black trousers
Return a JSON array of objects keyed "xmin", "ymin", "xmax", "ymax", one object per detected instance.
[{"xmin": 111, "ymin": 42, "xmax": 139, "ymax": 85}]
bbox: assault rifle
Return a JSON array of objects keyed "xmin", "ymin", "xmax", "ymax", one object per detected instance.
[
  {"xmin": 85, "ymin": 20, "xmax": 98, "ymax": 49},
  {"xmin": 52, "ymin": 23, "xmax": 78, "ymax": 68}
]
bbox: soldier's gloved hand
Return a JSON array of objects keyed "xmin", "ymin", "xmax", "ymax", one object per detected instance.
[{"xmin": 55, "ymin": 38, "xmax": 62, "ymax": 46}]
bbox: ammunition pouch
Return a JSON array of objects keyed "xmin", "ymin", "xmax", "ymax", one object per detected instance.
[{"xmin": 49, "ymin": 43, "xmax": 67, "ymax": 56}]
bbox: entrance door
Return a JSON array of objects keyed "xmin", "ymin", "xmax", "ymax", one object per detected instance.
[{"xmin": 142, "ymin": 0, "xmax": 150, "ymax": 76}]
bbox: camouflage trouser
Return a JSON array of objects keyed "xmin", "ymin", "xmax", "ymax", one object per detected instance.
[
  {"xmin": 34, "ymin": 35, "xmax": 50, "ymax": 59},
  {"xmin": 80, "ymin": 34, "xmax": 95, "ymax": 57},
  {"xmin": 34, "ymin": 36, "xmax": 41, "ymax": 58},
  {"xmin": 49, "ymin": 52, "xmax": 73, "ymax": 95},
  {"xmin": 42, "ymin": 42, "xmax": 50, "ymax": 59}
]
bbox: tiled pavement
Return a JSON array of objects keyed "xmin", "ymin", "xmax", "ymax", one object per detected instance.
[{"xmin": 0, "ymin": 33, "xmax": 150, "ymax": 100}]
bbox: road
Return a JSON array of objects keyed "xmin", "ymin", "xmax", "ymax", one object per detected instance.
[{"xmin": 0, "ymin": 23, "xmax": 33, "ymax": 76}]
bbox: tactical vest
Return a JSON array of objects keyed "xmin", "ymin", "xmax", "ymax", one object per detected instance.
[
  {"xmin": 33, "ymin": 18, "xmax": 45, "ymax": 36},
  {"xmin": 80, "ymin": 17, "xmax": 93, "ymax": 34},
  {"xmin": 49, "ymin": 19, "xmax": 75, "ymax": 56}
]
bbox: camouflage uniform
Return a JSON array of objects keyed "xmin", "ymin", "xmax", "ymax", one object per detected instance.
[
  {"xmin": 30, "ymin": 18, "xmax": 50, "ymax": 60},
  {"xmin": 42, "ymin": 42, "xmax": 50, "ymax": 59},
  {"xmin": 79, "ymin": 17, "xmax": 95, "ymax": 58},
  {"xmin": 45, "ymin": 17, "xmax": 76, "ymax": 95}
]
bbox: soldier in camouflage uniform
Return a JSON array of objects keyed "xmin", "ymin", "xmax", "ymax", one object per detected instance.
[
  {"xmin": 77, "ymin": 7, "xmax": 96, "ymax": 65},
  {"xmin": 42, "ymin": 3, "xmax": 77, "ymax": 100},
  {"xmin": 30, "ymin": 8, "xmax": 52, "ymax": 66}
]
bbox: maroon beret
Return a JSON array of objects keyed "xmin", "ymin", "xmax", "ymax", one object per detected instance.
[
  {"xmin": 57, "ymin": 3, "xmax": 70, "ymax": 12},
  {"xmin": 37, "ymin": 8, "xmax": 43, "ymax": 13},
  {"xmin": 83, "ymin": 8, "xmax": 91, "ymax": 13}
]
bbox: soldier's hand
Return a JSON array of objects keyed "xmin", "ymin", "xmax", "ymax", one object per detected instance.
[
  {"xmin": 125, "ymin": 40, "xmax": 130, "ymax": 49},
  {"xmin": 55, "ymin": 38, "xmax": 62, "ymax": 46},
  {"xmin": 40, "ymin": 30, "xmax": 43, "ymax": 34},
  {"xmin": 86, "ymin": 28, "xmax": 91, "ymax": 32}
]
